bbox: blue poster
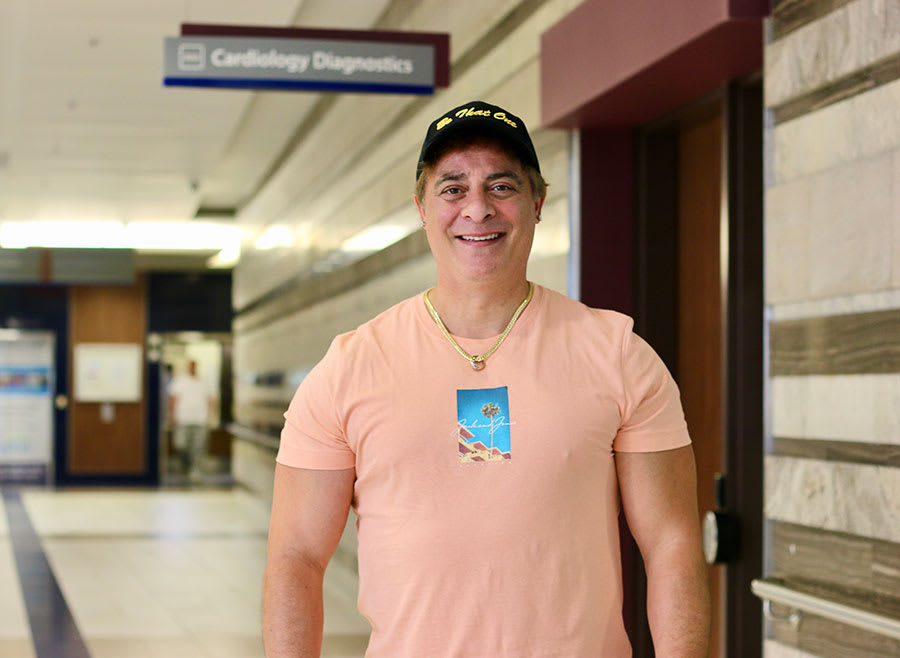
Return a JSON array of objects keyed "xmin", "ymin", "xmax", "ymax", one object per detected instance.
[{"xmin": 456, "ymin": 386, "xmax": 512, "ymax": 463}]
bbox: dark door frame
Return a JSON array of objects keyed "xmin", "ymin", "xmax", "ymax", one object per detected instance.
[
  {"xmin": 721, "ymin": 76, "xmax": 764, "ymax": 658},
  {"xmin": 631, "ymin": 76, "xmax": 764, "ymax": 656}
]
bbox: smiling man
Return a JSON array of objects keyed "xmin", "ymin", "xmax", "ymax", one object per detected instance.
[{"xmin": 263, "ymin": 101, "xmax": 710, "ymax": 657}]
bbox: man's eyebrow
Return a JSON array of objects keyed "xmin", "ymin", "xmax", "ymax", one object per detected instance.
[
  {"xmin": 486, "ymin": 170, "xmax": 523, "ymax": 183},
  {"xmin": 432, "ymin": 169, "xmax": 522, "ymax": 190},
  {"xmin": 434, "ymin": 172, "xmax": 467, "ymax": 188}
]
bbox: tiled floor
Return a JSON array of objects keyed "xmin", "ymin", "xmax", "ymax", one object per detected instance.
[{"xmin": 1, "ymin": 487, "xmax": 370, "ymax": 658}]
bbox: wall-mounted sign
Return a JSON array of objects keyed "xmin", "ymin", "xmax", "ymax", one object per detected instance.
[
  {"xmin": 0, "ymin": 249, "xmax": 41, "ymax": 283},
  {"xmin": 0, "ymin": 248, "xmax": 135, "ymax": 285},
  {"xmin": 0, "ymin": 331, "xmax": 54, "ymax": 483},
  {"xmin": 74, "ymin": 343, "xmax": 142, "ymax": 403},
  {"xmin": 52, "ymin": 248, "xmax": 135, "ymax": 285},
  {"xmin": 164, "ymin": 25, "xmax": 448, "ymax": 95}
]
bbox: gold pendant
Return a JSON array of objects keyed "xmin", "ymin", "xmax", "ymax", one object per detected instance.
[{"xmin": 470, "ymin": 359, "xmax": 485, "ymax": 371}]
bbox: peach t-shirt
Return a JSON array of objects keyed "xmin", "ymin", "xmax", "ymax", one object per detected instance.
[{"xmin": 277, "ymin": 285, "xmax": 690, "ymax": 657}]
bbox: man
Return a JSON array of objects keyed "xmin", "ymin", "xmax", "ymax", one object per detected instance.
[
  {"xmin": 167, "ymin": 360, "xmax": 212, "ymax": 481},
  {"xmin": 263, "ymin": 101, "xmax": 710, "ymax": 656}
]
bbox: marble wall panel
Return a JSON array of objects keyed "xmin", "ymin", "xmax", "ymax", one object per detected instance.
[
  {"xmin": 767, "ymin": 150, "xmax": 894, "ymax": 303},
  {"xmin": 894, "ymin": 149, "xmax": 900, "ymax": 289},
  {"xmin": 772, "ymin": 609, "xmax": 900, "ymax": 657},
  {"xmin": 764, "ymin": 5, "xmax": 900, "ymax": 655},
  {"xmin": 765, "ymin": 176, "xmax": 811, "ymax": 304},
  {"xmin": 766, "ymin": 0, "xmax": 900, "ymax": 108},
  {"xmin": 764, "ymin": 455, "xmax": 900, "ymax": 543},
  {"xmin": 772, "ymin": 374, "xmax": 900, "ymax": 444},
  {"xmin": 773, "ymin": 79, "xmax": 900, "ymax": 185},
  {"xmin": 770, "ymin": 308, "xmax": 900, "ymax": 375},
  {"xmin": 772, "ymin": 520, "xmax": 900, "ymax": 600},
  {"xmin": 808, "ymin": 153, "xmax": 892, "ymax": 298},
  {"xmin": 774, "ymin": 437, "xmax": 900, "ymax": 467},
  {"xmin": 770, "ymin": 289, "xmax": 900, "ymax": 321},
  {"xmin": 770, "ymin": 0, "xmax": 858, "ymax": 40}
]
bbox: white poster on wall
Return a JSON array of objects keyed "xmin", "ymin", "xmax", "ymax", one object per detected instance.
[
  {"xmin": 0, "ymin": 331, "xmax": 54, "ymax": 465},
  {"xmin": 74, "ymin": 343, "xmax": 142, "ymax": 402}
]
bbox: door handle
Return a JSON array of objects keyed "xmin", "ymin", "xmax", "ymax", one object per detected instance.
[
  {"xmin": 703, "ymin": 509, "xmax": 739, "ymax": 564},
  {"xmin": 702, "ymin": 472, "xmax": 740, "ymax": 564}
]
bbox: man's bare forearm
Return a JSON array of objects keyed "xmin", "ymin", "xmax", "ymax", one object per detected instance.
[
  {"xmin": 644, "ymin": 539, "xmax": 711, "ymax": 657},
  {"xmin": 262, "ymin": 557, "xmax": 326, "ymax": 658}
]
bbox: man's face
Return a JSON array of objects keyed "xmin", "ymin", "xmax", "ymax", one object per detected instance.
[{"xmin": 415, "ymin": 142, "xmax": 544, "ymax": 286}]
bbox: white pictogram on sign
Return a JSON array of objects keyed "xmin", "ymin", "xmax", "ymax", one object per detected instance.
[{"xmin": 177, "ymin": 43, "xmax": 206, "ymax": 71}]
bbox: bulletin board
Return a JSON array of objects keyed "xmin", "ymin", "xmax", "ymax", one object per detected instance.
[{"xmin": 73, "ymin": 343, "xmax": 142, "ymax": 402}]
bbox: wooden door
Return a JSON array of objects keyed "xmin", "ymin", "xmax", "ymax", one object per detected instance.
[
  {"xmin": 677, "ymin": 107, "xmax": 726, "ymax": 657},
  {"xmin": 65, "ymin": 279, "xmax": 148, "ymax": 481},
  {"xmin": 633, "ymin": 80, "xmax": 763, "ymax": 657}
]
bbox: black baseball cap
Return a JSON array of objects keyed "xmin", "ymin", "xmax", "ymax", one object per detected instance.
[{"xmin": 416, "ymin": 100, "xmax": 540, "ymax": 181}]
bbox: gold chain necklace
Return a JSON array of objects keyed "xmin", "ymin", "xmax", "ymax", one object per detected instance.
[{"xmin": 423, "ymin": 281, "xmax": 534, "ymax": 371}]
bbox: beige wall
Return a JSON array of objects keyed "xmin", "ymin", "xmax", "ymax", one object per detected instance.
[{"xmin": 763, "ymin": 1, "xmax": 900, "ymax": 655}]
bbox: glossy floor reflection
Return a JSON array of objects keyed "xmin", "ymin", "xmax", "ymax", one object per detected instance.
[{"xmin": 1, "ymin": 487, "xmax": 370, "ymax": 658}]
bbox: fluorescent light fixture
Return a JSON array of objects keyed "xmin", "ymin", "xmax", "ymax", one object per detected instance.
[
  {"xmin": 340, "ymin": 220, "xmax": 418, "ymax": 253},
  {"xmin": 0, "ymin": 220, "xmax": 242, "ymax": 252},
  {"xmin": 255, "ymin": 224, "xmax": 294, "ymax": 250},
  {"xmin": 207, "ymin": 243, "xmax": 241, "ymax": 268},
  {"xmin": 0, "ymin": 220, "xmax": 127, "ymax": 248},
  {"xmin": 124, "ymin": 221, "xmax": 241, "ymax": 250}
]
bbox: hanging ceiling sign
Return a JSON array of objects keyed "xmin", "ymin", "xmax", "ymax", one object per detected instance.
[{"xmin": 163, "ymin": 24, "xmax": 449, "ymax": 95}]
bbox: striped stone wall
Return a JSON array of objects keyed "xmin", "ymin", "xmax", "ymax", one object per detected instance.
[
  {"xmin": 230, "ymin": 0, "xmax": 578, "ymax": 507},
  {"xmin": 764, "ymin": 1, "xmax": 900, "ymax": 655}
]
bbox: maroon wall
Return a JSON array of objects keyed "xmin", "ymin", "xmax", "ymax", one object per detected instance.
[{"xmin": 541, "ymin": 0, "xmax": 767, "ymax": 129}]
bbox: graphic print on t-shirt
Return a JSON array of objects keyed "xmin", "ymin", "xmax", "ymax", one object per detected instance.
[{"xmin": 456, "ymin": 386, "xmax": 512, "ymax": 463}]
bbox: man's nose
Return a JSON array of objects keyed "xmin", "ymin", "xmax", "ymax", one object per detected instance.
[{"xmin": 462, "ymin": 188, "xmax": 495, "ymax": 223}]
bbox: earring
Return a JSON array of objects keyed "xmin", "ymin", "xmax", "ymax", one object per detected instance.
[{"xmin": 536, "ymin": 214, "xmax": 542, "ymax": 224}]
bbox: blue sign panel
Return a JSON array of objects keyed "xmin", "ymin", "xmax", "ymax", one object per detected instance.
[{"xmin": 163, "ymin": 36, "xmax": 435, "ymax": 94}]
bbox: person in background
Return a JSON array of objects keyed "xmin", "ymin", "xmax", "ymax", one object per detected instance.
[{"xmin": 167, "ymin": 360, "xmax": 212, "ymax": 482}]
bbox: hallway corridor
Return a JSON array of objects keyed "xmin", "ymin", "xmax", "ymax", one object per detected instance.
[{"xmin": 0, "ymin": 487, "xmax": 369, "ymax": 658}]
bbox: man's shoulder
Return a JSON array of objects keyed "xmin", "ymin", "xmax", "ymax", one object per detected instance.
[
  {"xmin": 328, "ymin": 293, "xmax": 423, "ymax": 354},
  {"xmin": 539, "ymin": 285, "xmax": 635, "ymax": 332}
]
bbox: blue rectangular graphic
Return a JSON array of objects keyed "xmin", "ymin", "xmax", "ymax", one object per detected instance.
[
  {"xmin": 0, "ymin": 367, "xmax": 51, "ymax": 395},
  {"xmin": 456, "ymin": 386, "xmax": 511, "ymax": 463}
]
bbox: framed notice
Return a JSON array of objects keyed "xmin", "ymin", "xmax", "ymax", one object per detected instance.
[{"xmin": 74, "ymin": 343, "xmax": 142, "ymax": 402}]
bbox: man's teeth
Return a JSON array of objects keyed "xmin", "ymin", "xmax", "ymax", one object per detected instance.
[{"xmin": 460, "ymin": 233, "xmax": 500, "ymax": 241}]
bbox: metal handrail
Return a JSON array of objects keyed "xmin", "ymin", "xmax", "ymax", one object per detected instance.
[
  {"xmin": 226, "ymin": 422, "xmax": 280, "ymax": 451},
  {"xmin": 751, "ymin": 578, "xmax": 900, "ymax": 641}
]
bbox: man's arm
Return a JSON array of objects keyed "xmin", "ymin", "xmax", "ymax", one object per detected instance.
[
  {"xmin": 616, "ymin": 445, "xmax": 710, "ymax": 657},
  {"xmin": 263, "ymin": 463, "xmax": 355, "ymax": 658}
]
